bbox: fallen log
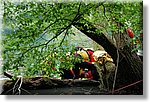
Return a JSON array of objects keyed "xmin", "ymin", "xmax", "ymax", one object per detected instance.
[
  {"xmin": 1, "ymin": 77, "xmax": 101, "ymax": 95},
  {"xmin": 1, "ymin": 77, "xmax": 142, "ymax": 95}
]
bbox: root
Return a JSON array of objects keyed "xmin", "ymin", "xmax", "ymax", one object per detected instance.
[
  {"xmin": 20, "ymin": 88, "xmax": 32, "ymax": 95},
  {"xmin": 18, "ymin": 77, "xmax": 23, "ymax": 95},
  {"xmin": 12, "ymin": 77, "xmax": 23, "ymax": 95},
  {"xmin": 81, "ymin": 87, "xmax": 94, "ymax": 94},
  {"xmin": 13, "ymin": 78, "xmax": 20, "ymax": 94}
]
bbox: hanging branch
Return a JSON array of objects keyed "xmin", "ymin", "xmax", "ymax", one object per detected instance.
[
  {"xmin": 58, "ymin": 29, "xmax": 69, "ymax": 47},
  {"xmin": 10, "ymin": 2, "xmax": 83, "ymax": 71},
  {"xmin": 21, "ymin": 2, "xmax": 83, "ymax": 56}
]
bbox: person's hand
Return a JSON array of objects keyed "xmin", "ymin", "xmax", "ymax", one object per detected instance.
[{"xmin": 73, "ymin": 75, "xmax": 76, "ymax": 80}]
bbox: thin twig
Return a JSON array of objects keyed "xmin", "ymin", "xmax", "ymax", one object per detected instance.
[
  {"xmin": 102, "ymin": 4, "xmax": 108, "ymax": 20},
  {"xmin": 81, "ymin": 87, "xmax": 93, "ymax": 93},
  {"xmin": 112, "ymin": 49, "xmax": 119, "ymax": 94},
  {"xmin": 58, "ymin": 29, "xmax": 69, "ymax": 47},
  {"xmin": 3, "ymin": 88, "xmax": 13, "ymax": 95},
  {"xmin": 113, "ymin": 80, "xmax": 143, "ymax": 93}
]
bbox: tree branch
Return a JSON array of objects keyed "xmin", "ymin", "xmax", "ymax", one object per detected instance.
[
  {"xmin": 14, "ymin": 3, "xmax": 83, "ymax": 67},
  {"xmin": 102, "ymin": 3, "xmax": 108, "ymax": 20},
  {"xmin": 73, "ymin": 19, "xmax": 118, "ymax": 64},
  {"xmin": 58, "ymin": 29, "xmax": 69, "ymax": 47}
]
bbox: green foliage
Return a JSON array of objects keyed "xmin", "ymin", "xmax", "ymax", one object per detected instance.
[
  {"xmin": 85, "ymin": 1, "xmax": 142, "ymax": 51},
  {"xmin": 2, "ymin": 1, "xmax": 142, "ymax": 78},
  {"xmin": 3, "ymin": 1, "xmax": 85, "ymax": 77}
]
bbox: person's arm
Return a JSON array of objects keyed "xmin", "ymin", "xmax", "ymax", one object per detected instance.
[{"xmin": 70, "ymin": 69, "xmax": 75, "ymax": 79}]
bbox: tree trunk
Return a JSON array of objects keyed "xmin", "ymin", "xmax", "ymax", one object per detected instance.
[{"xmin": 73, "ymin": 19, "xmax": 143, "ymax": 90}]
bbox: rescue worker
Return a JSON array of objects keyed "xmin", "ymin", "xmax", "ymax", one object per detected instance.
[{"xmin": 74, "ymin": 47, "xmax": 99, "ymax": 80}]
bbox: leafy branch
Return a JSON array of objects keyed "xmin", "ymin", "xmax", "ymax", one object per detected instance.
[{"xmin": 11, "ymin": 2, "xmax": 83, "ymax": 69}]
